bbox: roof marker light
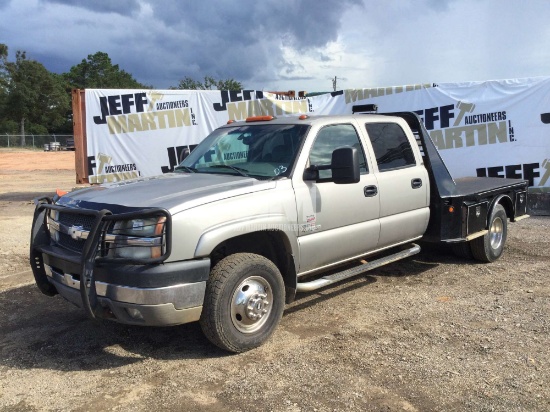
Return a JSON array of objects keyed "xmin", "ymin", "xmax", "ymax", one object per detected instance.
[
  {"xmin": 246, "ymin": 116, "xmax": 274, "ymax": 122},
  {"xmin": 299, "ymin": 115, "xmax": 309, "ymax": 120}
]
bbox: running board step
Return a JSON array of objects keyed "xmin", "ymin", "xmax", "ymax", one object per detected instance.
[{"xmin": 296, "ymin": 243, "xmax": 421, "ymax": 293}]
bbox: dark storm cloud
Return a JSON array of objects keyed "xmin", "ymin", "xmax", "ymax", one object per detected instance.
[
  {"xmin": 7, "ymin": 0, "xmax": 545, "ymax": 92},
  {"xmin": 136, "ymin": 0, "xmax": 361, "ymax": 87},
  {"xmin": 146, "ymin": 0, "xmax": 361, "ymax": 48},
  {"xmin": 44, "ymin": 0, "xmax": 141, "ymax": 15},
  {"xmin": 0, "ymin": 0, "xmax": 364, "ymax": 89},
  {"xmin": 31, "ymin": 50, "xmax": 75, "ymax": 74},
  {"xmin": 255, "ymin": 0, "xmax": 363, "ymax": 50}
]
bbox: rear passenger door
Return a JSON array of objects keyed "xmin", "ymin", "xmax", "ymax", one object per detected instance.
[{"xmin": 364, "ymin": 121, "xmax": 430, "ymax": 248}]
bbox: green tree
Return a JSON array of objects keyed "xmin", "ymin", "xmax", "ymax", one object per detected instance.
[
  {"xmin": 173, "ymin": 75, "xmax": 242, "ymax": 90},
  {"xmin": 0, "ymin": 45, "xmax": 8, "ymax": 131},
  {"xmin": 0, "ymin": 43, "xmax": 8, "ymax": 88},
  {"xmin": 64, "ymin": 51, "xmax": 149, "ymax": 89},
  {"xmin": 0, "ymin": 45, "xmax": 70, "ymax": 145}
]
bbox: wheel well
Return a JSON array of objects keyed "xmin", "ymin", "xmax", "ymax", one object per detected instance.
[
  {"xmin": 210, "ymin": 231, "xmax": 297, "ymax": 302},
  {"xmin": 493, "ymin": 195, "xmax": 514, "ymax": 219}
]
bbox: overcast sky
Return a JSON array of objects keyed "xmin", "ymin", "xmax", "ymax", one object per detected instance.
[{"xmin": 1, "ymin": 0, "xmax": 549, "ymax": 92}]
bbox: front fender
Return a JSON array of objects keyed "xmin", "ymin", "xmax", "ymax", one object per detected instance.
[{"xmin": 194, "ymin": 214, "xmax": 299, "ymax": 259}]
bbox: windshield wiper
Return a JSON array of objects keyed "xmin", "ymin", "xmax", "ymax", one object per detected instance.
[
  {"xmin": 174, "ymin": 165, "xmax": 197, "ymax": 173},
  {"xmin": 208, "ymin": 165, "xmax": 250, "ymax": 177}
]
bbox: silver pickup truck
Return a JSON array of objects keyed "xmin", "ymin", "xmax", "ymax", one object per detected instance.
[{"xmin": 30, "ymin": 108, "xmax": 529, "ymax": 352}]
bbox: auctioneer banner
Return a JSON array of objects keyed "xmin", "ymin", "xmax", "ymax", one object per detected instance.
[
  {"xmin": 324, "ymin": 76, "xmax": 550, "ymax": 190},
  {"xmin": 85, "ymin": 76, "xmax": 550, "ymax": 187},
  {"xmin": 84, "ymin": 88, "xmax": 314, "ymax": 183}
]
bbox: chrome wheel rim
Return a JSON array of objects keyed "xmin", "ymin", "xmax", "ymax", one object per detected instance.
[
  {"xmin": 489, "ymin": 216, "xmax": 504, "ymax": 249},
  {"xmin": 230, "ymin": 276, "xmax": 272, "ymax": 334}
]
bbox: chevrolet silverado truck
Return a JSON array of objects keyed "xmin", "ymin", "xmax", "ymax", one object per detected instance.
[{"xmin": 30, "ymin": 108, "xmax": 529, "ymax": 352}]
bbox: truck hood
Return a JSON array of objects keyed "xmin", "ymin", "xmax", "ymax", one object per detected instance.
[{"xmin": 56, "ymin": 173, "xmax": 276, "ymax": 214}]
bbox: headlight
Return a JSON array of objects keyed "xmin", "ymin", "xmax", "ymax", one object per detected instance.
[
  {"xmin": 112, "ymin": 217, "xmax": 160, "ymax": 236},
  {"xmin": 108, "ymin": 216, "xmax": 166, "ymax": 259}
]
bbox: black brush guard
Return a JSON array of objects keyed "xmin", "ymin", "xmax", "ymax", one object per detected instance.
[{"xmin": 30, "ymin": 197, "xmax": 172, "ymax": 321}]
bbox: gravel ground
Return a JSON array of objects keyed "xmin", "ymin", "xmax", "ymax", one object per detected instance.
[{"xmin": 0, "ymin": 149, "xmax": 548, "ymax": 411}]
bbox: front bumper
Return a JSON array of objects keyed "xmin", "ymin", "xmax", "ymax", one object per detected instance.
[
  {"xmin": 30, "ymin": 198, "xmax": 211, "ymax": 326},
  {"xmin": 45, "ymin": 264, "xmax": 207, "ymax": 326}
]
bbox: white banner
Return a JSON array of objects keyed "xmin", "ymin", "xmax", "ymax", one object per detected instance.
[
  {"xmin": 85, "ymin": 77, "xmax": 550, "ymax": 188},
  {"xmin": 331, "ymin": 77, "xmax": 550, "ymax": 189}
]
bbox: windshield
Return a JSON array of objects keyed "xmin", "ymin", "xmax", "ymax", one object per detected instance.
[{"xmin": 178, "ymin": 124, "xmax": 309, "ymax": 179}]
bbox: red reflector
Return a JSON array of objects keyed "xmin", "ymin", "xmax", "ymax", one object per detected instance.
[
  {"xmin": 246, "ymin": 116, "xmax": 274, "ymax": 122},
  {"xmin": 299, "ymin": 115, "xmax": 309, "ymax": 120},
  {"xmin": 448, "ymin": 206, "xmax": 455, "ymax": 213}
]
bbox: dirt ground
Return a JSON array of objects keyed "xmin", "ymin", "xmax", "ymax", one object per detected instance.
[{"xmin": 0, "ymin": 149, "xmax": 548, "ymax": 411}]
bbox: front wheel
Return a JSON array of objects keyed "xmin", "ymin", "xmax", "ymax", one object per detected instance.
[
  {"xmin": 200, "ymin": 253, "xmax": 285, "ymax": 353},
  {"xmin": 471, "ymin": 204, "xmax": 508, "ymax": 262}
]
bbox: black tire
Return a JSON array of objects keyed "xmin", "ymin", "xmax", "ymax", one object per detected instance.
[
  {"xmin": 471, "ymin": 204, "xmax": 507, "ymax": 262},
  {"xmin": 199, "ymin": 253, "xmax": 285, "ymax": 353},
  {"xmin": 451, "ymin": 241, "xmax": 474, "ymax": 260}
]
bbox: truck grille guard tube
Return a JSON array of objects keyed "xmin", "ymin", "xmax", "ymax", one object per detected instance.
[
  {"xmin": 30, "ymin": 197, "xmax": 172, "ymax": 321},
  {"xmin": 80, "ymin": 208, "xmax": 112, "ymax": 320}
]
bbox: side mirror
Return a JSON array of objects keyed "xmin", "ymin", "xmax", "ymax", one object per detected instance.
[
  {"xmin": 331, "ymin": 147, "xmax": 360, "ymax": 184},
  {"xmin": 303, "ymin": 167, "xmax": 319, "ymax": 181}
]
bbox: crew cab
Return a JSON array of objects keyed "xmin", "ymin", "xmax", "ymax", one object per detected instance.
[{"xmin": 30, "ymin": 109, "xmax": 529, "ymax": 352}]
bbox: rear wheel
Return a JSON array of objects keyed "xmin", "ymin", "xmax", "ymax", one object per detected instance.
[
  {"xmin": 471, "ymin": 204, "xmax": 507, "ymax": 262},
  {"xmin": 200, "ymin": 253, "xmax": 285, "ymax": 353}
]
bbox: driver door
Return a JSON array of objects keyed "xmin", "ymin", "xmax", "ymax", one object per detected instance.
[{"xmin": 293, "ymin": 122, "xmax": 380, "ymax": 275}]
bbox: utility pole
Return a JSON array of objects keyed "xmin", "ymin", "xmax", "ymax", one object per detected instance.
[{"xmin": 332, "ymin": 76, "xmax": 337, "ymax": 91}]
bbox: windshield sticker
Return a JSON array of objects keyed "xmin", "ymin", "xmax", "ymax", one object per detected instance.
[{"xmin": 274, "ymin": 166, "xmax": 288, "ymax": 175}]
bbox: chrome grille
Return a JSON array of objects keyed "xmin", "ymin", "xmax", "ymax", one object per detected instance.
[
  {"xmin": 58, "ymin": 212, "xmax": 95, "ymax": 231},
  {"xmin": 57, "ymin": 231, "xmax": 86, "ymax": 253},
  {"xmin": 55, "ymin": 212, "xmax": 97, "ymax": 253}
]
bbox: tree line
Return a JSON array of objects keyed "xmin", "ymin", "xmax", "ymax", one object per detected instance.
[{"xmin": 0, "ymin": 44, "xmax": 242, "ymax": 145}]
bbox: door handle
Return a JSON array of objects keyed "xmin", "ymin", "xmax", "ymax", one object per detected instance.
[
  {"xmin": 364, "ymin": 185, "xmax": 378, "ymax": 197},
  {"xmin": 411, "ymin": 178, "xmax": 423, "ymax": 189}
]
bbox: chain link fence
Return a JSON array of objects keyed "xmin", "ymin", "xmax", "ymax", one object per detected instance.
[{"xmin": 0, "ymin": 134, "xmax": 75, "ymax": 150}]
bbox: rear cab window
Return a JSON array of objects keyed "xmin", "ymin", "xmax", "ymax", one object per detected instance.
[{"xmin": 365, "ymin": 122, "xmax": 416, "ymax": 172}]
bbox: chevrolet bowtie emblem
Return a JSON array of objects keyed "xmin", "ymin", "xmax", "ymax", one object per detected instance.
[{"xmin": 70, "ymin": 225, "xmax": 84, "ymax": 240}]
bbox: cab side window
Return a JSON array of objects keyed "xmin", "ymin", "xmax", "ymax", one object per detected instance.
[
  {"xmin": 308, "ymin": 124, "xmax": 368, "ymax": 180},
  {"xmin": 365, "ymin": 123, "xmax": 416, "ymax": 172}
]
